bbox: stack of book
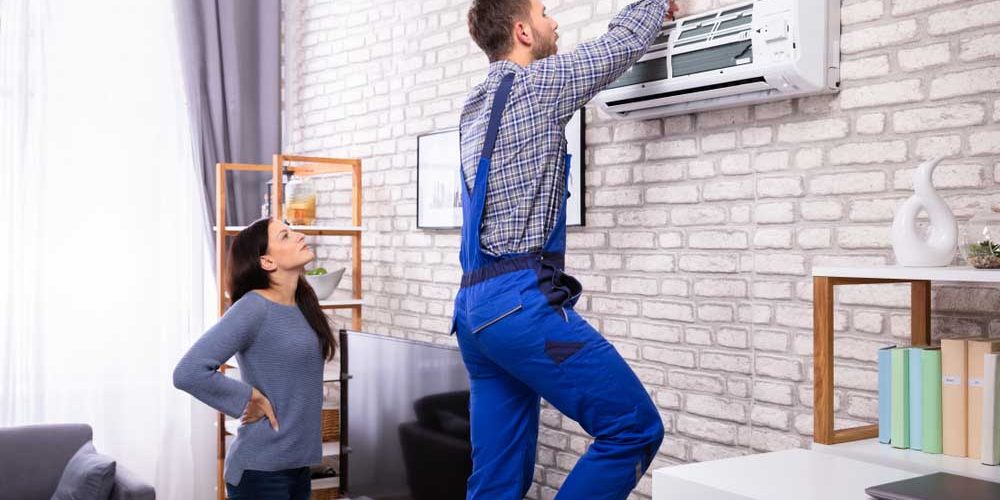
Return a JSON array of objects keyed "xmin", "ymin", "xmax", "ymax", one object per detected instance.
[{"xmin": 877, "ymin": 339, "xmax": 1000, "ymax": 465}]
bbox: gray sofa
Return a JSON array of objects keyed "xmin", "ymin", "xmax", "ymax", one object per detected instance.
[{"xmin": 0, "ymin": 423, "xmax": 155, "ymax": 500}]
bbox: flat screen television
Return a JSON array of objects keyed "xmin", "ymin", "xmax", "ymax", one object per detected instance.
[{"xmin": 340, "ymin": 330, "xmax": 471, "ymax": 500}]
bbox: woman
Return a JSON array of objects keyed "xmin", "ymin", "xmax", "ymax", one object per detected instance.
[{"xmin": 174, "ymin": 218, "xmax": 335, "ymax": 499}]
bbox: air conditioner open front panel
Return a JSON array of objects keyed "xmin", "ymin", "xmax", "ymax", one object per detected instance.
[{"xmin": 593, "ymin": 0, "xmax": 840, "ymax": 120}]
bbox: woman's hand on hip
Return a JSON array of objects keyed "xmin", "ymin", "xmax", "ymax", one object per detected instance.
[{"xmin": 242, "ymin": 387, "xmax": 279, "ymax": 431}]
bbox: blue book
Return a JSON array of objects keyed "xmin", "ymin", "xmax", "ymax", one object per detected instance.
[
  {"xmin": 879, "ymin": 346, "xmax": 895, "ymax": 444},
  {"xmin": 909, "ymin": 347, "xmax": 923, "ymax": 450}
]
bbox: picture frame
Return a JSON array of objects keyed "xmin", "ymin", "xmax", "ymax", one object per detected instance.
[
  {"xmin": 416, "ymin": 127, "xmax": 463, "ymax": 229},
  {"xmin": 416, "ymin": 108, "xmax": 586, "ymax": 229},
  {"xmin": 565, "ymin": 108, "xmax": 586, "ymax": 227}
]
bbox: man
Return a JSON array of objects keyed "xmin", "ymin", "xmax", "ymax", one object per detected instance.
[{"xmin": 451, "ymin": 0, "xmax": 679, "ymax": 498}]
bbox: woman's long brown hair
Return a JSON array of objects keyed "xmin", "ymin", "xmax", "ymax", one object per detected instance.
[{"xmin": 227, "ymin": 218, "xmax": 336, "ymax": 361}]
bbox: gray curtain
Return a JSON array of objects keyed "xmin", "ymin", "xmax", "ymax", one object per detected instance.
[{"xmin": 175, "ymin": 0, "xmax": 281, "ymax": 228}]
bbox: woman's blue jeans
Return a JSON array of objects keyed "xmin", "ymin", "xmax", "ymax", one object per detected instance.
[{"xmin": 225, "ymin": 467, "xmax": 311, "ymax": 500}]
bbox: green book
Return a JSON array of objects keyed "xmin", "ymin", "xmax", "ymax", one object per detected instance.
[
  {"xmin": 892, "ymin": 348, "xmax": 910, "ymax": 448},
  {"xmin": 921, "ymin": 347, "xmax": 943, "ymax": 454}
]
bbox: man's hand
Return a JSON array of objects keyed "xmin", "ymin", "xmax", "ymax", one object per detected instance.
[{"xmin": 667, "ymin": 0, "xmax": 681, "ymax": 21}]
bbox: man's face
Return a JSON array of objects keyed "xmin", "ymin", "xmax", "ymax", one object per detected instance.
[{"xmin": 527, "ymin": 0, "xmax": 558, "ymax": 59}]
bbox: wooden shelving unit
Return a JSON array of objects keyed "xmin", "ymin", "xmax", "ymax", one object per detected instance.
[
  {"xmin": 214, "ymin": 154, "xmax": 361, "ymax": 499},
  {"xmin": 812, "ymin": 265, "xmax": 1000, "ymax": 445}
]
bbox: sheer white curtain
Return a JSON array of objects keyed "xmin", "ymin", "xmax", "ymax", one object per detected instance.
[{"xmin": 1, "ymin": 1, "xmax": 215, "ymax": 498}]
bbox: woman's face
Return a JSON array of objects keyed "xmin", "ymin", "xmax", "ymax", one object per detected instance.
[{"xmin": 260, "ymin": 220, "xmax": 314, "ymax": 272}]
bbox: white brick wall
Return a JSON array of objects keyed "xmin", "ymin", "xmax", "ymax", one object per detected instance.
[{"xmin": 285, "ymin": 0, "xmax": 1000, "ymax": 497}]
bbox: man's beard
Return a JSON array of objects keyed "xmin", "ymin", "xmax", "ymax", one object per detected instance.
[{"xmin": 530, "ymin": 27, "xmax": 558, "ymax": 59}]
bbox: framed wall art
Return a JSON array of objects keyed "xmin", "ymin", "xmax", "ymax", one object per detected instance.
[
  {"xmin": 416, "ymin": 128, "xmax": 463, "ymax": 229},
  {"xmin": 416, "ymin": 108, "xmax": 586, "ymax": 229}
]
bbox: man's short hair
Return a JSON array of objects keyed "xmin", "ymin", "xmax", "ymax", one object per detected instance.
[{"xmin": 467, "ymin": 0, "xmax": 532, "ymax": 62}]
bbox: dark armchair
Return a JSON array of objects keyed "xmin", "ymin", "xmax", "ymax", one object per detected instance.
[{"xmin": 398, "ymin": 390, "xmax": 472, "ymax": 500}]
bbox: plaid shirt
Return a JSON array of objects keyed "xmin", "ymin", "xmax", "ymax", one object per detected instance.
[{"xmin": 460, "ymin": 0, "xmax": 667, "ymax": 257}]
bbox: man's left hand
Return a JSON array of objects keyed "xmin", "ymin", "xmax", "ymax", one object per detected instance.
[{"xmin": 667, "ymin": 0, "xmax": 681, "ymax": 21}]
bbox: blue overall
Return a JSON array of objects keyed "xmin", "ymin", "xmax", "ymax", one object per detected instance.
[{"xmin": 453, "ymin": 73, "xmax": 665, "ymax": 500}]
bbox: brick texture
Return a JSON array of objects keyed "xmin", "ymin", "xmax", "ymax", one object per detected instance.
[{"xmin": 284, "ymin": 1, "xmax": 1000, "ymax": 497}]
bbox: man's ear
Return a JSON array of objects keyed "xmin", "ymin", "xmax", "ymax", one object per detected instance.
[
  {"xmin": 260, "ymin": 255, "xmax": 276, "ymax": 272},
  {"xmin": 513, "ymin": 19, "xmax": 533, "ymax": 47}
]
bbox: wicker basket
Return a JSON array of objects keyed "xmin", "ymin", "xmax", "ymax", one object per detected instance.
[
  {"xmin": 311, "ymin": 487, "xmax": 339, "ymax": 500},
  {"xmin": 321, "ymin": 408, "xmax": 340, "ymax": 442}
]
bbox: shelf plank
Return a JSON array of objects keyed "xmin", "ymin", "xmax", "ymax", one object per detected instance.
[
  {"xmin": 322, "ymin": 440, "xmax": 340, "ymax": 457},
  {"xmin": 812, "ymin": 265, "xmax": 1000, "ymax": 283},
  {"xmin": 220, "ymin": 163, "xmax": 271, "ymax": 172},
  {"xmin": 287, "ymin": 163, "xmax": 355, "ymax": 175},
  {"xmin": 311, "ymin": 476, "xmax": 339, "ymax": 490},
  {"xmin": 831, "ymin": 424, "xmax": 878, "ymax": 444},
  {"xmin": 217, "ymin": 225, "xmax": 364, "ymax": 236},
  {"xmin": 281, "ymin": 155, "xmax": 359, "ymax": 166},
  {"xmin": 319, "ymin": 299, "xmax": 362, "ymax": 309},
  {"xmin": 812, "ymin": 438, "xmax": 1000, "ymax": 484}
]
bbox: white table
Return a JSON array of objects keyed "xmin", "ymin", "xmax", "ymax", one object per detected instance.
[
  {"xmin": 813, "ymin": 438, "xmax": 1000, "ymax": 484},
  {"xmin": 652, "ymin": 440, "xmax": 1000, "ymax": 500},
  {"xmin": 652, "ymin": 449, "xmax": 916, "ymax": 499}
]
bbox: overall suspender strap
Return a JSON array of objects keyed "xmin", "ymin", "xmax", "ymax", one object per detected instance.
[
  {"xmin": 478, "ymin": 73, "xmax": 516, "ymax": 162},
  {"xmin": 466, "ymin": 72, "xmax": 516, "ymax": 266}
]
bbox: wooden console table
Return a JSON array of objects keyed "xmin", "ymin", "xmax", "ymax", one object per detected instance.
[{"xmin": 812, "ymin": 266, "xmax": 1000, "ymax": 445}]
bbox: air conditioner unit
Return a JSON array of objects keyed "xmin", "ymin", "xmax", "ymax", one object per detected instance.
[{"xmin": 593, "ymin": 0, "xmax": 841, "ymax": 120}]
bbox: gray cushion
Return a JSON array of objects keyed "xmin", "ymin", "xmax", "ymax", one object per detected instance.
[{"xmin": 51, "ymin": 441, "xmax": 116, "ymax": 500}]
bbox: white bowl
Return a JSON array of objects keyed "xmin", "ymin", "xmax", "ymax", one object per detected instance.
[{"xmin": 304, "ymin": 267, "xmax": 345, "ymax": 300}]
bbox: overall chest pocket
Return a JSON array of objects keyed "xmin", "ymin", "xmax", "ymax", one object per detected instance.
[{"xmin": 469, "ymin": 289, "xmax": 523, "ymax": 334}]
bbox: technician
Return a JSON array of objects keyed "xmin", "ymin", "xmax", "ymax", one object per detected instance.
[{"xmin": 452, "ymin": 0, "xmax": 679, "ymax": 499}]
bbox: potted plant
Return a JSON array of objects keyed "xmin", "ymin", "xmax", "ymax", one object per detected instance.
[{"xmin": 961, "ymin": 205, "xmax": 1000, "ymax": 269}]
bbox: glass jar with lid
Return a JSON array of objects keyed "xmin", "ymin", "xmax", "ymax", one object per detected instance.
[{"xmin": 284, "ymin": 176, "xmax": 317, "ymax": 225}]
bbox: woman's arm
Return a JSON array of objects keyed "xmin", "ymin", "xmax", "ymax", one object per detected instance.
[{"xmin": 173, "ymin": 294, "xmax": 265, "ymax": 418}]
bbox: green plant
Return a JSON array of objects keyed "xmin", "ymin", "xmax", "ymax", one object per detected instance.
[
  {"xmin": 306, "ymin": 267, "xmax": 328, "ymax": 276},
  {"xmin": 966, "ymin": 240, "xmax": 1000, "ymax": 257}
]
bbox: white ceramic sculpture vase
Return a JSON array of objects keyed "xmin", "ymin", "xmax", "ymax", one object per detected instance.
[{"xmin": 890, "ymin": 156, "xmax": 957, "ymax": 267}]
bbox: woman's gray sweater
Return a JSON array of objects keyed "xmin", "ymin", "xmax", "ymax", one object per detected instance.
[{"xmin": 173, "ymin": 290, "xmax": 323, "ymax": 486}]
